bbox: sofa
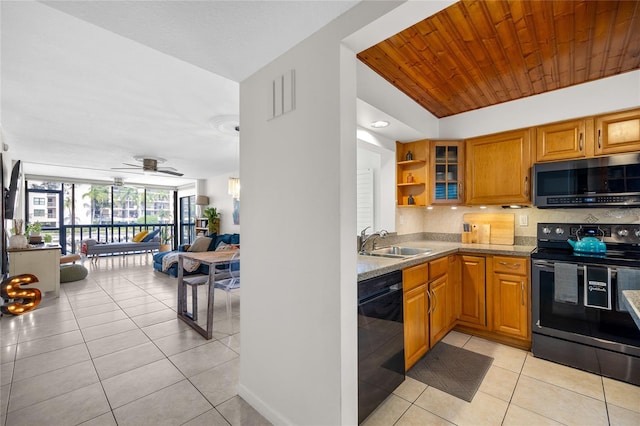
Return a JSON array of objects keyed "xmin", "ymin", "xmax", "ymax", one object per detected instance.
[
  {"xmin": 153, "ymin": 233, "xmax": 240, "ymax": 277},
  {"xmin": 82, "ymin": 229, "xmax": 161, "ymax": 261}
]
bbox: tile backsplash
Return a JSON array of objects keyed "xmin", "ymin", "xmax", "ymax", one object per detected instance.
[{"xmin": 396, "ymin": 205, "xmax": 640, "ymax": 239}]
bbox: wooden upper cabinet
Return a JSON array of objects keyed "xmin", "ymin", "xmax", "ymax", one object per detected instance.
[
  {"xmin": 396, "ymin": 140, "xmax": 429, "ymax": 207},
  {"xmin": 595, "ymin": 109, "xmax": 640, "ymax": 156},
  {"xmin": 465, "ymin": 129, "xmax": 532, "ymax": 205},
  {"xmin": 536, "ymin": 118, "xmax": 594, "ymax": 162}
]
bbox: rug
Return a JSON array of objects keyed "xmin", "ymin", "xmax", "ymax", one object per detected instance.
[{"xmin": 406, "ymin": 342, "xmax": 493, "ymax": 402}]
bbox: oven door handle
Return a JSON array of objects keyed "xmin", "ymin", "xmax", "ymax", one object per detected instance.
[
  {"xmin": 534, "ymin": 259, "xmax": 620, "ymax": 275},
  {"xmin": 533, "ymin": 260, "xmax": 560, "ymax": 270}
]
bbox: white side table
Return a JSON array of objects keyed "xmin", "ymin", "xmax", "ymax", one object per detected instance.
[{"xmin": 8, "ymin": 245, "xmax": 61, "ymax": 297}]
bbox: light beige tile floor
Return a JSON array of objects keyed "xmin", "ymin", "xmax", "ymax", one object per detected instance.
[
  {"xmin": 2, "ymin": 254, "xmax": 640, "ymax": 425},
  {"xmin": 364, "ymin": 330, "xmax": 640, "ymax": 426},
  {"xmin": 0, "ymin": 254, "xmax": 264, "ymax": 426}
]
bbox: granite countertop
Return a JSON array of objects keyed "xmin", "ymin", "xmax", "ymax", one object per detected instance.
[
  {"xmin": 357, "ymin": 240, "xmax": 535, "ymax": 281},
  {"xmin": 622, "ymin": 290, "xmax": 640, "ymax": 330}
]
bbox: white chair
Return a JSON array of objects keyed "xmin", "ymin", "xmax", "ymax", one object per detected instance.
[{"xmin": 214, "ymin": 250, "xmax": 240, "ymax": 331}]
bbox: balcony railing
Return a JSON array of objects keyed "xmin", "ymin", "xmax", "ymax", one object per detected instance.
[{"xmin": 41, "ymin": 223, "xmax": 178, "ymax": 255}]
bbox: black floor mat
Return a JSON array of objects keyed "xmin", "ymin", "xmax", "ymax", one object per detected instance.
[{"xmin": 406, "ymin": 342, "xmax": 493, "ymax": 402}]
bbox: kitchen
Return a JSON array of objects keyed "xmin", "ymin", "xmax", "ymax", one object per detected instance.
[
  {"xmin": 356, "ymin": 147, "xmax": 640, "ymax": 423},
  {"xmin": 353, "ymin": 1, "xmax": 640, "ymax": 424},
  {"xmin": 239, "ymin": 0, "xmax": 640, "ymax": 424}
]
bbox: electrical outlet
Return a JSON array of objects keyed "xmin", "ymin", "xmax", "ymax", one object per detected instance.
[{"xmin": 519, "ymin": 214, "xmax": 528, "ymax": 227}]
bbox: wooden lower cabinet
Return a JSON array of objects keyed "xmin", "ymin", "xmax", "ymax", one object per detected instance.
[
  {"xmin": 403, "ymin": 258, "xmax": 453, "ymax": 370},
  {"xmin": 492, "ymin": 256, "xmax": 530, "ymax": 340},
  {"xmin": 447, "ymin": 254, "xmax": 461, "ymax": 327},
  {"xmin": 403, "ymin": 254, "xmax": 531, "ymax": 368},
  {"xmin": 429, "ymin": 275, "xmax": 448, "ymax": 344},
  {"xmin": 458, "ymin": 255, "xmax": 486, "ymax": 327},
  {"xmin": 404, "ymin": 284, "xmax": 429, "ymax": 369},
  {"xmin": 403, "ymin": 265, "xmax": 429, "ymax": 370}
]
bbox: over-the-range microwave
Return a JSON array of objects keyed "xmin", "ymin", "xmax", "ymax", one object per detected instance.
[{"xmin": 533, "ymin": 153, "xmax": 640, "ymax": 208}]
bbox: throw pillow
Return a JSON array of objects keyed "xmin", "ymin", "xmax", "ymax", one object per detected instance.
[
  {"xmin": 142, "ymin": 229, "xmax": 161, "ymax": 242},
  {"xmin": 132, "ymin": 230, "xmax": 149, "ymax": 242},
  {"xmin": 215, "ymin": 242, "xmax": 239, "ymax": 251},
  {"xmin": 188, "ymin": 236, "xmax": 212, "ymax": 252}
]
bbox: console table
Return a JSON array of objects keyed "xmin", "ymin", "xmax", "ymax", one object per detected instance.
[
  {"xmin": 8, "ymin": 245, "xmax": 61, "ymax": 297},
  {"xmin": 176, "ymin": 250, "xmax": 238, "ymax": 339}
]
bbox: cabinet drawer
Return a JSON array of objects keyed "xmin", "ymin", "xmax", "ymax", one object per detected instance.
[
  {"xmin": 403, "ymin": 263, "xmax": 428, "ymax": 292},
  {"xmin": 493, "ymin": 256, "xmax": 527, "ymax": 276},
  {"xmin": 429, "ymin": 257, "xmax": 448, "ymax": 281}
]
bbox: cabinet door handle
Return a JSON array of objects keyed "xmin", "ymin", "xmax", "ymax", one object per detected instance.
[
  {"xmin": 521, "ymin": 281, "xmax": 525, "ymax": 306},
  {"xmin": 459, "ymin": 183, "xmax": 463, "ymax": 198},
  {"xmin": 426, "ymin": 289, "xmax": 432, "ymax": 314},
  {"xmin": 598, "ymin": 129, "xmax": 602, "ymax": 149},
  {"xmin": 432, "ymin": 289, "xmax": 438, "ymax": 313},
  {"xmin": 524, "ymin": 176, "xmax": 529, "ymax": 197},
  {"xmin": 579, "ymin": 132, "xmax": 583, "ymax": 151},
  {"xmin": 498, "ymin": 261, "xmax": 521, "ymax": 270}
]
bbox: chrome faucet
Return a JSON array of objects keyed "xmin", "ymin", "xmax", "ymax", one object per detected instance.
[{"xmin": 359, "ymin": 227, "xmax": 388, "ymax": 254}]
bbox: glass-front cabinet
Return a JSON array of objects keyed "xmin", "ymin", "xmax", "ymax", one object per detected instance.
[{"xmin": 431, "ymin": 141, "xmax": 464, "ymax": 204}]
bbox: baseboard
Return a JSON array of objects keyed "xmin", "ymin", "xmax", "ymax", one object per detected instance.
[
  {"xmin": 454, "ymin": 325, "xmax": 531, "ymax": 351},
  {"xmin": 238, "ymin": 383, "xmax": 292, "ymax": 426}
]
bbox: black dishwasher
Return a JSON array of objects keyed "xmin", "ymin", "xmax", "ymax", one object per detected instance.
[{"xmin": 358, "ymin": 270, "xmax": 405, "ymax": 424}]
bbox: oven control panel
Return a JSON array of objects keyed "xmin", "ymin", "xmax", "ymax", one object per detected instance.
[{"xmin": 537, "ymin": 223, "xmax": 640, "ymax": 245}]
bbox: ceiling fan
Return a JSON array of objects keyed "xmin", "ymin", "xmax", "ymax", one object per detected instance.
[{"xmin": 112, "ymin": 156, "xmax": 184, "ymax": 176}]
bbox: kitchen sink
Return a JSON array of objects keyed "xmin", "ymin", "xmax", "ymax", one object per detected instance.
[{"xmin": 364, "ymin": 246, "xmax": 432, "ymax": 258}]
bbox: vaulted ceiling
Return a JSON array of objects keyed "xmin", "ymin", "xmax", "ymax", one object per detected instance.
[{"xmin": 357, "ymin": 0, "xmax": 640, "ymax": 118}]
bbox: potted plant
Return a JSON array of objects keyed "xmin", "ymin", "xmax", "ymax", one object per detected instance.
[
  {"xmin": 203, "ymin": 207, "xmax": 220, "ymax": 234},
  {"xmin": 26, "ymin": 221, "xmax": 43, "ymax": 244},
  {"xmin": 159, "ymin": 228, "xmax": 173, "ymax": 252},
  {"xmin": 26, "ymin": 221, "xmax": 42, "ymax": 237}
]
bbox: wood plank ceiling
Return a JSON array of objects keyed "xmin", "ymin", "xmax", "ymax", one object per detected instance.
[{"xmin": 357, "ymin": 0, "xmax": 640, "ymax": 118}]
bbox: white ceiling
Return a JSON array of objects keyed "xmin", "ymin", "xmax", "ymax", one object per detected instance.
[{"xmin": 5, "ymin": 0, "xmax": 410, "ymax": 188}]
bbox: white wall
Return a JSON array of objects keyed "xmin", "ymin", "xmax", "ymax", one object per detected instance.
[
  {"xmin": 357, "ymin": 128, "xmax": 395, "ymax": 233},
  {"xmin": 239, "ymin": 2, "xmax": 402, "ymax": 424},
  {"xmin": 202, "ymin": 174, "xmax": 240, "ymax": 235},
  {"xmin": 439, "ymin": 70, "xmax": 640, "ymax": 139}
]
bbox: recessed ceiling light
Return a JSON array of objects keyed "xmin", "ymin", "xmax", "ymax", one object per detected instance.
[{"xmin": 371, "ymin": 120, "xmax": 390, "ymax": 128}]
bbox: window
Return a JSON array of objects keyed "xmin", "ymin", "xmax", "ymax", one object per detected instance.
[
  {"xmin": 34, "ymin": 209, "xmax": 45, "ymax": 217},
  {"xmin": 48, "ymin": 209, "xmax": 55, "ymax": 218},
  {"xmin": 34, "ymin": 197, "xmax": 45, "ymax": 205}
]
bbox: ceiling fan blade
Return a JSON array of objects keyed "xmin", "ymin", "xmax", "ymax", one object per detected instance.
[
  {"xmin": 111, "ymin": 167, "xmax": 139, "ymax": 170},
  {"xmin": 158, "ymin": 169, "xmax": 184, "ymax": 176},
  {"xmin": 122, "ymin": 163, "xmax": 140, "ymax": 167}
]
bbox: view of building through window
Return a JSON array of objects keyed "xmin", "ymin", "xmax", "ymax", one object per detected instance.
[{"xmin": 26, "ymin": 180, "xmax": 177, "ymax": 253}]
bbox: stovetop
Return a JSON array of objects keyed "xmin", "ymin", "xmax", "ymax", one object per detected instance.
[{"xmin": 533, "ymin": 223, "xmax": 640, "ymax": 267}]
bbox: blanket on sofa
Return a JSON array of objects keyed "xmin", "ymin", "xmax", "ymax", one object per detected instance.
[{"xmin": 161, "ymin": 252, "xmax": 201, "ymax": 273}]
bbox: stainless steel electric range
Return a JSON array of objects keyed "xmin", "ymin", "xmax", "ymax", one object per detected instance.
[{"xmin": 531, "ymin": 223, "xmax": 640, "ymax": 386}]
